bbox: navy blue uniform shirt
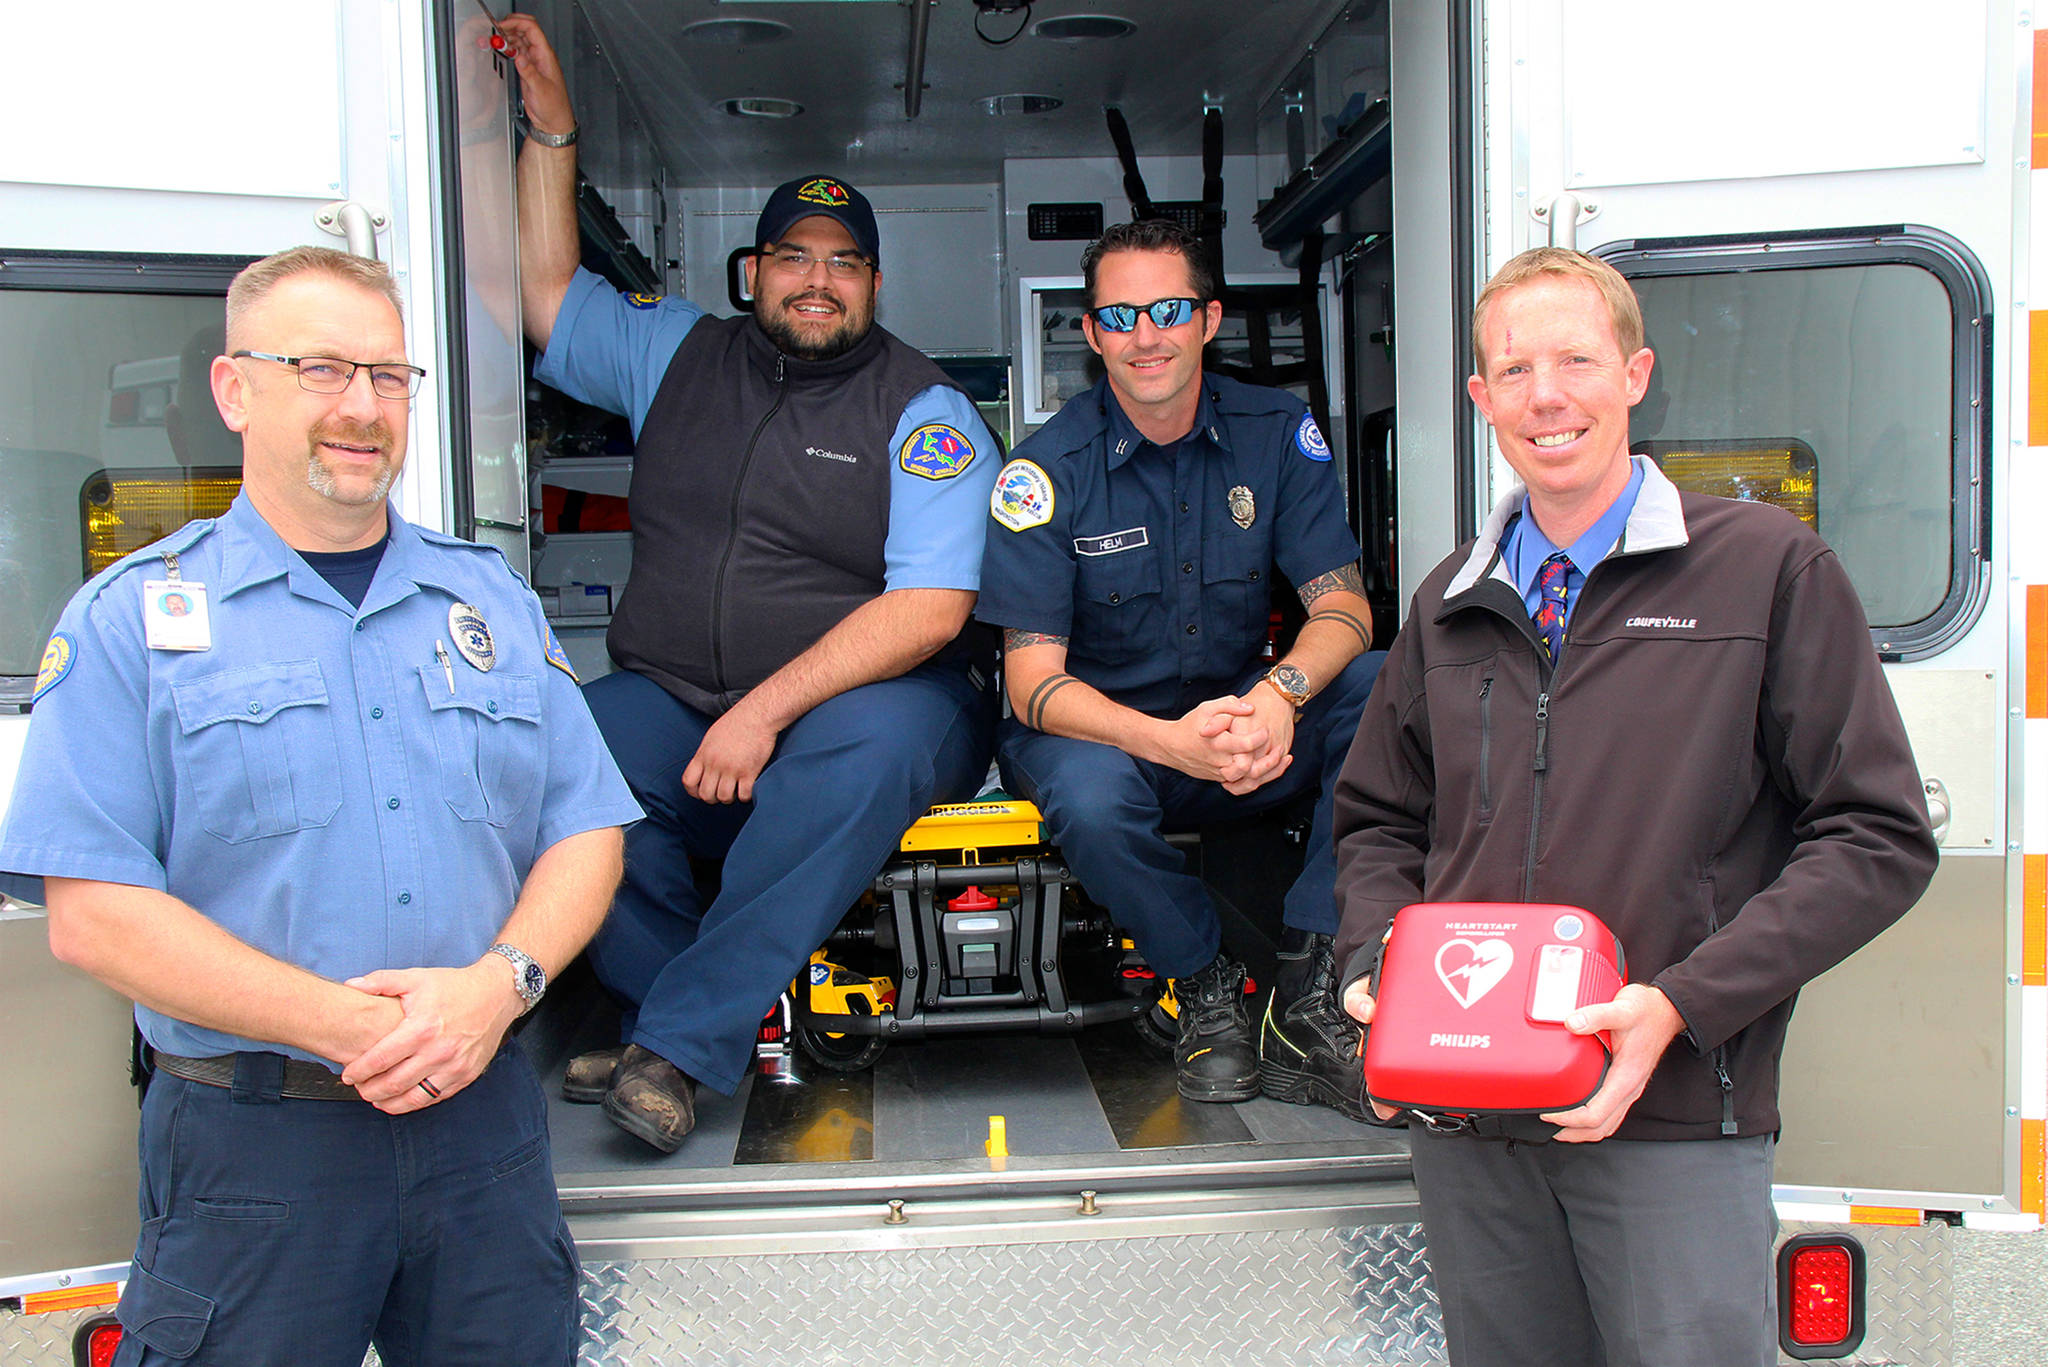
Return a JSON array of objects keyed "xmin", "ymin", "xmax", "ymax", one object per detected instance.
[{"xmin": 977, "ymin": 374, "xmax": 1359, "ymax": 716}]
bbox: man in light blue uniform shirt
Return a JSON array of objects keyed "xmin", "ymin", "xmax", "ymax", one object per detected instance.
[
  {"xmin": 0, "ymin": 247, "xmax": 641, "ymax": 1366},
  {"xmin": 508, "ymin": 15, "xmax": 999, "ymax": 1152}
]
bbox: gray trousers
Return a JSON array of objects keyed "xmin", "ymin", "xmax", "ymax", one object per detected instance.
[{"xmin": 1408, "ymin": 1127, "xmax": 1778, "ymax": 1367}]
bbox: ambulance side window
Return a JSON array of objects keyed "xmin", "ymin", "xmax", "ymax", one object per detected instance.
[
  {"xmin": 0, "ymin": 253, "xmax": 247, "ymax": 705},
  {"xmin": 1605, "ymin": 228, "xmax": 1990, "ymax": 660}
]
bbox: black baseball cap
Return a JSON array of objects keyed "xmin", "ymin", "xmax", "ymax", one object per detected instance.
[{"xmin": 755, "ymin": 175, "xmax": 881, "ymax": 264}]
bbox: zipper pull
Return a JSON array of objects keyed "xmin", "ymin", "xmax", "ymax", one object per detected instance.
[
  {"xmin": 1532, "ymin": 690, "xmax": 1550, "ymax": 773},
  {"xmin": 1715, "ymin": 1053, "xmax": 1737, "ymax": 1135},
  {"xmin": 436, "ymin": 639, "xmax": 454, "ymax": 695},
  {"xmin": 775, "ymin": 355, "xmax": 786, "ymax": 385}
]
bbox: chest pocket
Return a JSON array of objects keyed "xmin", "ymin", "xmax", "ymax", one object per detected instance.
[
  {"xmin": 419, "ymin": 669, "xmax": 544, "ymax": 826},
  {"xmin": 172, "ymin": 661, "xmax": 343, "ymax": 844},
  {"xmin": 1201, "ymin": 559, "xmax": 1270, "ymax": 663},
  {"xmin": 1074, "ymin": 552, "xmax": 1165, "ymax": 666}
]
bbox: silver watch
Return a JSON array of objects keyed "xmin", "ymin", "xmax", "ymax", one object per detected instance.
[{"xmin": 488, "ymin": 942, "xmax": 547, "ymax": 1013}]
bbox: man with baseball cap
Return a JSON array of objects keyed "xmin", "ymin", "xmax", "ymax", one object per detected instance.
[{"xmin": 505, "ymin": 15, "xmax": 999, "ymax": 1151}]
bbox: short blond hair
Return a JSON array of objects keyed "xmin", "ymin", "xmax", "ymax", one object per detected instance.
[
  {"xmin": 224, "ymin": 246, "xmax": 404, "ymax": 350},
  {"xmin": 1471, "ymin": 247, "xmax": 1643, "ymax": 374}
]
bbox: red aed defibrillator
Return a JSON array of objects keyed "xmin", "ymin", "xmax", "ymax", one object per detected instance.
[{"xmin": 1361, "ymin": 902, "xmax": 1626, "ymax": 1126}]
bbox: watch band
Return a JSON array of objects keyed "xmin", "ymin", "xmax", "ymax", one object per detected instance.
[
  {"xmin": 487, "ymin": 942, "xmax": 547, "ymax": 1012},
  {"xmin": 522, "ymin": 119, "xmax": 579, "ymax": 148},
  {"xmin": 1261, "ymin": 664, "xmax": 1313, "ymax": 710}
]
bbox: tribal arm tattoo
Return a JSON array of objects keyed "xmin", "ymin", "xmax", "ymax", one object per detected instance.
[
  {"xmin": 1298, "ymin": 563, "xmax": 1372, "ymax": 654},
  {"xmin": 1003, "ymin": 629, "xmax": 1070, "ymax": 651},
  {"xmin": 1003, "ymin": 628, "xmax": 1078, "ymax": 731}
]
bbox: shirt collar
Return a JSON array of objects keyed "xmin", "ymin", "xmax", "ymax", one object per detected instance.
[
  {"xmin": 214, "ymin": 492, "xmax": 443, "ymax": 615},
  {"xmin": 1503, "ymin": 456, "xmax": 1647, "ymax": 598},
  {"xmin": 1101, "ymin": 376, "xmax": 1224, "ymax": 470}
]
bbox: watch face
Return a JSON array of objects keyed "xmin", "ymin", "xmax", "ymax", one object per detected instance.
[
  {"xmin": 522, "ymin": 962, "xmax": 547, "ymax": 997},
  {"xmin": 1272, "ymin": 664, "xmax": 1310, "ymax": 699}
]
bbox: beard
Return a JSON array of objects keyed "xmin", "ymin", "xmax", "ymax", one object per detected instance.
[
  {"xmin": 305, "ymin": 416, "xmax": 398, "ymax": 506},
  {"xmin": 756, "ymin": 286, "xmax": 873, "ymax": 361}
]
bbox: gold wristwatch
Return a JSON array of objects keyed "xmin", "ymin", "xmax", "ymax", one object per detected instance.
[{"xmin": 1259, "ymin": 663, "xmax": 1313, "ymax": 713}]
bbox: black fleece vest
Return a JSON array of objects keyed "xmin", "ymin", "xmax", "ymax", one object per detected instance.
[{"xmin": 606, "ymin": 314, "xmax": 961, "ymax": 714}]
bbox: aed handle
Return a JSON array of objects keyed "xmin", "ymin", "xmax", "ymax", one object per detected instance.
[{"xmin": 727, "ymin": 247, "xmax": 756, "ymax": 313}]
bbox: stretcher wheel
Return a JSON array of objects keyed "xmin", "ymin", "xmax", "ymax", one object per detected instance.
[{"xmin": 794, "ymin": 1023, "xmax": 888, "ymax": 1073}]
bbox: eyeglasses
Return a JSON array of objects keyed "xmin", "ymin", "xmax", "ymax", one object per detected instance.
[
  {"xmin": 761, "ymin": 248, "xmax": 875, "ymax": 280},
  {"xmin": 231, "ymin": 351, "xmax": 427, "ymax": 400},
  {"xmin": 1089, "ymin": 298, "xmax": 1200, "ymax": 333}
]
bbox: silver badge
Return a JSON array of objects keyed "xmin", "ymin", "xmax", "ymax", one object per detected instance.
[
  {"xmin": 1228, "ymin": 485, "xmax": 1255, "ymax": 530},
  {"xmin": 448, "ymin": 602, "xmax": 495, "ymax": 672}
]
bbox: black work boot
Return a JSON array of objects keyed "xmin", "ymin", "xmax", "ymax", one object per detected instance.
[
  {"xmin": 561, "ymin": 1044, "xmax": 627, "ymax": 1103},
  {"xmin": 602, "ymin": 1045, "xmax": 698, "ymax": 1152},
  {"xmin": 1158, "ymin": 951, "xmax": 1261, "ymax": 1103},
  {"xmin": 1259, "ymin": 929, "xmax": 1379, "ymax": 1123}
]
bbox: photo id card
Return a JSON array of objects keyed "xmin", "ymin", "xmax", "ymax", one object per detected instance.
[{"xmin": 143, "ymin": 579, "xmax": 212, "ymax": 651}]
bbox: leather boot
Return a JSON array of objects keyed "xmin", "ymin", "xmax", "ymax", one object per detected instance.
[
  {"xmin": 1160, "ymin": 951, "xmax": 1260, "ymax": 1103},
  {"xmin": 602, "ymin": 1044, "xmax": 697, "ymax": 1152},
  {"xmin": 1259, "ymin": 930, "xmax": 1383, "ymax": 1123},
  {"xmin": 561, "ymin": 1044, "xmax": 627, "ymax": 1104}
]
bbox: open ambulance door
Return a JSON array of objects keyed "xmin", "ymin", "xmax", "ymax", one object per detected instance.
[
  {"xmin": 1461, "ymin": 0, "xmax": 2028, "ymax": 1223},
  {"xmin": 0, "ymin": 0, "xmax": 490, "ymax": 1300}
]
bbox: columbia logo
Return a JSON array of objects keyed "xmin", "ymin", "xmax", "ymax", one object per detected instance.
[
  {"xmin": 807, "ymin": 446, "xmax": 858, "ymax": 464},
  {"xmin": 1626, "ymin": 616, "xmax": 1698, "ymax": 629}
]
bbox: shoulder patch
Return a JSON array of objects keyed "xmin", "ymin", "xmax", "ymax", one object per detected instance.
[
  {"xmin": 1295, "ymin": 411, "xmax": 1332, "ymax": 461},
  {"xmin": 992, "ymin": 459, "xmax": 1055, "ymax": 532},
  {"xmin": 627, "ymin": 292, "xmax": 664, "ymax": 309},
  {"xmin": 899, "ymin": 423, "xmax": 977, "ymax": 481},
  {"xmin": 543, "ymin": 625, "xmax": 580, "ymax": 683},
  {"xmin": 33, "ymin": 633, "xmax": 76, "ymax": 702}
]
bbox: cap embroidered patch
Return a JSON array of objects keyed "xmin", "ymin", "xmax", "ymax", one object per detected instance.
[
  {"xmin": 32, "ymin": 633, "xmax": 75, "ymax": 702},
  {"xmin": 627, "ymin": 292, "xmax": 663, "ymax": 309},
  {"xmin": 1295, "ymin": 412, "xmax": 1331, "ymax": 461},
  {"xmin": 797, "ymin": 178, "xmax": 851, "ymax": 208},
  {"xmin": 992, "ymin": 459, "xmax": 1054, "ymax": 532},
  {"xmin": 899, "ymin": 424, "xmax": 977, "ymax": 480},
  {"xmin": 544, "ymin": 626, "xmax": 579, "ymax": 682}
]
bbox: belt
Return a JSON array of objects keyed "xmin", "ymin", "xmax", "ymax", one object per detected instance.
[{"xmin": 152, "ymin": 1051, "xmax": 364, "ymax": 1102}]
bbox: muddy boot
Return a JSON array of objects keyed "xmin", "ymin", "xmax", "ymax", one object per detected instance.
[
  {"xmin": 1259, "ymin": 929, "xmax": 1377, "ymax": 1123},
  {"xmin": 1161, "ymin": 951, "xmax": 1260, "ymax": 1103},
  {"xmin": 602, "ymin": 1044, "xmax": 697, "ymax": 1153},
  {"xmin": 561, "ymin": 1044, "xmax": 628, "ymax": 1104}
]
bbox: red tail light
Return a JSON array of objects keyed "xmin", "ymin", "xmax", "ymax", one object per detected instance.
[
  {"xmin": 72, "ymin": 1315, "xmax": 123, "ymax": 1367},
  {"xmin": 1778, "ymin": 1234, "xmax": 1866, "ymax": 1359}
]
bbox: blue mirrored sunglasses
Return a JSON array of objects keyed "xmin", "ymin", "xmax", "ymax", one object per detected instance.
[{"xmin": 1089, "ymin": 297, "xmax": 1199, "ymax": 332}]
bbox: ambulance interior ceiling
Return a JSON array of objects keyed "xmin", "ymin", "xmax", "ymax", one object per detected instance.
[{"xmin": 563, "ymin": 0, "xmax": 1374, "ymax": 192}]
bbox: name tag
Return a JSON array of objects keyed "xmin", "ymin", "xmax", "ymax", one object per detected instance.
[{"xmin": 1074, "ymin": 527, "xmax": 1149, "ymax": 557}]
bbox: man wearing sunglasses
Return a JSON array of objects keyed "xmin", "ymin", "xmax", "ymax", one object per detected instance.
[
  {"xmin": 0, "ymin": 247, "xmax": 641, "ymax": 1362},
  {"xmin": 976, "ymin": 220, "xmax": 1385, "ymax": 1112},
  {"xmin": 508, "ymin": 15, "xmax": 999, "ymax": 1152}
]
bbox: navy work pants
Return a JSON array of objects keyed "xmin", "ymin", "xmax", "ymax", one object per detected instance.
[
  {"xmin": 997, "ymin": 651, "xmax": 1384, "ymax": 979},
  {"xmin": 583, "ymin": 661, "xmax": 994, "ymax": 1094},
  {"xmin": 113, "ymin": 1046, "xmax": 576, "ymax": 1367},
  {"xmin": 1408, "ymin": 1128, "xmax": 1779, "ymax": 1367}
]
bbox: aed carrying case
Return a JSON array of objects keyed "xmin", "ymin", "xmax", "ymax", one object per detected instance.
[{"xmin": 1362, "ymin": 902, "xmax": 1626, "ymax": 1127}]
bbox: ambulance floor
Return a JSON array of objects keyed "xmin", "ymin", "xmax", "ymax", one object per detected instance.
[{"xmin": 541, "ymin": 1011, "xmax": 1369, "ymax": 1175}]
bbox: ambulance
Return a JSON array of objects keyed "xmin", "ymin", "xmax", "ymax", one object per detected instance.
[{"xmin": 3, "ymin": 2, "xmax": 2043, "ymax": 1363}]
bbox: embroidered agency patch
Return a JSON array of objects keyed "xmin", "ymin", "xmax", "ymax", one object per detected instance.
[
  {"xmin": 627, "ymin": 292, "xmax": 664, "ymax": 309},
  {"xmin": 32, "ymin": 632, "xmax": 76, "ymax": 702},
  {"xmin": 1295, "ymin": 411, "xmax": 1332, "ymax": 461},
  {"xmin": 543, "ymin": 626, "xmax": 579, "ymax": 683},
  {"xmin": 992, "ymin": 459, "xmax": 1054, "ymax": 532},
  {"xmin": 797, "ymin": 178, "xmax": 852, "ymax": 208},
  {"xmin": 899, "ymin": 424, "xmax": 977, "ymax": 480}
]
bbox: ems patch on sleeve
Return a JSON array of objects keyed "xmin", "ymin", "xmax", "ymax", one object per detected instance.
[
  {"xmin": 992, "ymin": 459, "xmax": 1055, "ymax": 532},
  {"xmin": 543, "ymin": 626, "xmax": 580, "ymax": 683},
  {"xmin": 899, "ymin": 423, "xmax": 977, "ymax": 480},
  {"xmin": 33, "ymin": 632, "xmax": 76, "ymax": 702},
  {"xmin": 1295, "ymin": 411, "xmax": 1332, "ymax": 461},
  {"xmin": 627, "ymin": 292, "xmax": 664, "ymax": 309}
]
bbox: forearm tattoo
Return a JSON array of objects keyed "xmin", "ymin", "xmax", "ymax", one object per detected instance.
[
  {"xmin": 1024, "ymin": 673, "xmax": 1079, "ymax": 730},
  {"xmin": 1004, "ymin": 628, "xmax": 1070, "ymax": 652},
  {"xmin": 1300, "ymin": 563, "xmax": 1371, "ymax": 652}
]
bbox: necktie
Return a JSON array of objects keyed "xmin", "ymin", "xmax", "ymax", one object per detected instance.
[{"xmin": 1533, "ymin": 552, "xmax": 1572, "ymax": 662}]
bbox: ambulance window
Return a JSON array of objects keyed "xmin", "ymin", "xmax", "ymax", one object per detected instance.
[
  {"xmin": 0, "ymin": 252, "xmax": 248, "ymax": 706},
  {"xmin": 1604, "ymin": 228, "xmax": 1989, "ymax": 660}
]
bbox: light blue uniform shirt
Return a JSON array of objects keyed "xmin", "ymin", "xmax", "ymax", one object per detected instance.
[
  {"xmin": 0, "ymin": 495, "xmax": 643, "ymax": 1063},
  {"xmin": 1502, "ymin": 456, "xmax": 1648, "ymax": 631},
  {"xmin": 534, "ymin": 266, "xmax": 997, "ymax": 592}
]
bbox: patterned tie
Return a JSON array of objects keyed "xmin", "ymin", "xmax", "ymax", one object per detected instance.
[{"xmin": 1533, "ymin": 552, "xmax": 1572, "ymax": 662}]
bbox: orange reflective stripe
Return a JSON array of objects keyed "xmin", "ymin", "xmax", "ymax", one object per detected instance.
[
  {"xmin": 2027, "ymin": 855, "xmax": 2046, "ymax": 988},
  {"xmin": 1848, "ymin": 1205, "xmax": 1922, "ymax": 1226}
]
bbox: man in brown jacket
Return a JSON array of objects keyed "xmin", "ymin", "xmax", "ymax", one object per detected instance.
[{"xmin": 1332, "ymin": 248, "xmax": 1935, "ymax": 1367}]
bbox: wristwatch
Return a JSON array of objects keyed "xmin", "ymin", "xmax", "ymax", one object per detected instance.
[
  {"xmin": 1260, "ymin": 663, "xmax": 1313, "ymax": 712},
  {"xmin": 488, "ymin": 943, "xmax": 548, "ymax": 1013}
]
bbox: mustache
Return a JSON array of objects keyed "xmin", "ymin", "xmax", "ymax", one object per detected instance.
[
  {"xmin": 311, "ymin": 417, "xmax": 393, "ymax": 451},
  {"xmin": 779, "ymin": 288, "xmax": 845, "ymax": 315}
]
